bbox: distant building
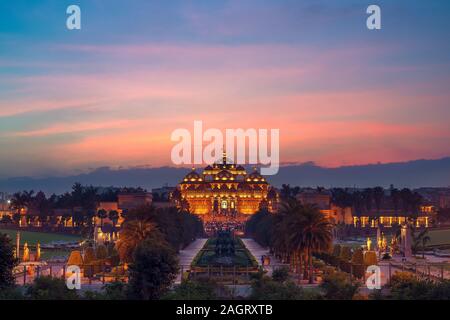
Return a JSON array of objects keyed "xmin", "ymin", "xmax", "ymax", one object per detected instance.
[
  {"xmin": 152, "ymin": 186, "xmax": 176, "ymax": 201},
  {"xmin": 296, "ymin": 189, "xmax": 349, "ymax": 223},
  {"xmin": 352, "ymin": 207, "xmax": 434, "ymax": 228},
  {"xmin": 296, "ymin": 188, "xmax": 331, "ymax": 210},
  {"xmin": 118, "ymin": 192, "xmax": 153, "ymax": 211},
  {"xmin": 173, "ymin": 152, "xmax": 278, "ymax": 220},
  {"xmin": 295, "ymin": 188, "xmax": 436, "ymax": 228},
  {"xmin": 98, "ymin": 202, "xmax": 119, "ymax": 212},
  {"xmin": 439, "ymin": 194, "xmax": 450, "ymax": 209}
]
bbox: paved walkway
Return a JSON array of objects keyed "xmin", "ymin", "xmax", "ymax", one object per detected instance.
[
  {"xmin": 175, "ymin": 238, "xmax": 208, "ymax": 284},
  {"xmin": 241, "ymin": 238, "xmax": 276, "ymax": 275}
]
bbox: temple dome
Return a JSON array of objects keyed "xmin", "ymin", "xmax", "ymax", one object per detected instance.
[
  {"xmin": 238, "ymin": 182, "xmax": 252, "ymax": 191},
  {"xmin": 217, "ymin": 170, "xmax": 233, "ymax": 179},
  {"xmin": 185, "ymin": 169, "xmax": 201, "ymax": 180},
  {"xmin": 248, "ymin": 168, "xmax": 262, "ymax": 180}
]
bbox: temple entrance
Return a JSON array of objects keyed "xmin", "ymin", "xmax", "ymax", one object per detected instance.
[{"xmin": 212, "ymin": 197, "xmax": 237, "ymax": 219}]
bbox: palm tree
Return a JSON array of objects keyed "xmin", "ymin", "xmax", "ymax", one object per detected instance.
[
  {"xmin": 116, "ymin": 220, "xmax": 159, "ymax": 263},
  {"xmin": 97, "ymin": 209, "xmax": 107, "ymax": 227},
  {"xmin": 12, "ymin": 213, "xmax": 21, "ymax": 226},
  {"xmin": 296, "ymin": 206, "xmax": 333, "ymax": 283},
  {"xmin": 108, "ymin": 210, "xmax": 119, "ymax": 227},
  {"xmin": 284, "ymin": 212, "xmax": 307, "ymax": 281},
  {"xmin": 270, "ymin": 200, "xmax": 334, "ymax": 283},
  {"xmin": 362, "ymin": 188, "xmax": 373, "ymax": 212},
  {"xmin": 391, "ymin": 188, "xmax": 401, "ymax": 213},
  {"xmin": 273, "ymin": 198, "xmax": 303, "ymax": 265},
  {"xmin": 120, "ymin": 209, "xmax": 129, "ymax": 221},
  {"xmin": 278, "ymin": 197, "xmax": 303, "ymax": 217},
  {"xmin": 411, "ymin": 228, "xmax": 431, "ymax": 258},
  {"xmin": 85, "ymin": 209, "xmax": 96, "ymax": 227},
  {"xmin": 32, "ymin": 191, "xmax": 50, "ymax": 227},
  {"xmin": 10, "ymin": 190, "xmax": 34, "ymax": 224},
  {"xmin": 280, "ymin": 184, "xmax": 293, "ymax": 200},
  {"xmin": 421, "ymin": 234, "xmax": 431, "ymax": 259},
  {"xmin": 373, "ymin": 187, "xmax": 384, "ymax": 213}
]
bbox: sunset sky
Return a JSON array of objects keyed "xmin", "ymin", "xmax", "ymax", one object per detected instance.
[{"xmin": 1, "ymin": 0, "xmax": 449, "ymax": 178}]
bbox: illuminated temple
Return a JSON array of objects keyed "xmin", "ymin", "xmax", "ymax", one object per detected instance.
[{"xmin": 172, "ymin": 153, "xmax": 278, "ymax": 221}]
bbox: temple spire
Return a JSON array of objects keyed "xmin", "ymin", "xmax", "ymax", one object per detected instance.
[{"xmin": 222, "ymin": 147, "xmax": 227, "ymax": 165}]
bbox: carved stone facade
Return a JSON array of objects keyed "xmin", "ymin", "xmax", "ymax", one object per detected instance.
[{"xmin": 173, "ymin": 153, "xmax": 277, "ymax": 220}]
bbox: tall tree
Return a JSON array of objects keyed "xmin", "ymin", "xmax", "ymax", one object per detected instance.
[
  {"xmin": 116, "ymin": 220, "xmax": 160, "ymax": 263},
  {"xmin": 373, "ymin": 187, "xmax": 385, "ymax": 213},
  {"xmin": 295, "ymin": 206, "xmax": 333, "ymax": 283},
  {"xmin": 0, "ymin": 234, "xmax": 18, "ymax": 291},
  {"xmin": 127, "ymin": 238, "xmax": 179, "ymax": 300},
  {"xmin": 108, "ymin": 210, "xmax": 120, "ymax": 227}
]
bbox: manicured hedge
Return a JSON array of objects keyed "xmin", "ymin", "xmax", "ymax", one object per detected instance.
[{"xmin": 315, "ymin": 244, "xmax": 378, "ymax": 279}]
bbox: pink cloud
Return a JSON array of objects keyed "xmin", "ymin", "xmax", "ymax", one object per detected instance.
[{"xmin": 1, "ymin": 42, "xmax": 449, "ymax": 175}]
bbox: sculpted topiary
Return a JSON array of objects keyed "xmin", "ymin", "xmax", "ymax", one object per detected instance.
[
  {"xmin": 83, "ymin": 247, "xmax": 95, "ymax": 265},
  {"xmin": 364, "ymin": 251, "xmax": 378, "ymax": 266},
  {"xmin": 332, "ymin": 244, "xmax": 342, "ymax": 257},
  {"xmin": 351, "ymin": 248, "xmax": 365, "ymax": 279},
  {"xmin": 67, "ymin": 250, "xmax": 83, "ymax": 267},
  {"xmin": 340, "ymin": 246, "xmax": 352, "ymax": 261}
]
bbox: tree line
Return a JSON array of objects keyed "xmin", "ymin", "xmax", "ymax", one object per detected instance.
[
  {"xmin": 3, "ymin": 183, "xmax": 145, "ymax": 228},
  {"xmin": 280, "ymin": 184, "xmax": 425, "ymax": 215},
  {"xmin": 246, "ymin": 198, "xmax": 334, "ymax": 284}
]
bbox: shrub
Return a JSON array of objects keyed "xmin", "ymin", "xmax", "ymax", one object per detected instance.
[
  {"xmin": 127, "ymin": 238, "xmax": 179, "ymax": 300},
  {"xmin": 320, "ymin": 271, "xmax": 359, "ymax": 300},
  {"xmin": 26, "ymin": 276, "xmax": 78, "ymax": 300},
  {"xmin": 351, "ymin": 249, "xmax": 365, "ymax": 279},
  {"xmin": 0, "ymin": 286, "xmax": 24, "ymax": 300},
  {"xmin": 163, "ymin": 279, "xmax": 220, "ymax": 300},
  {"xmin": 96, "ymin": 245, "xmax": 108, "ymax": 260},
  {"xmin": 83, "ymin": 247, "xmax": 95, "ymax": 265},
  {"xmin": 389, "ymin": 272, "xmax": 432, "ymax": 300},
  {"xmin": 332, "ymin": 244, "xmax": 342, "ymax": 257},
  {"xmin": 0, "ymin": 234, "xmax": 18, "ymax": 291},
  {"xmin": 251, "ymin": 277, "xmax": 319, "ymax": 300},
  {"xmin": 339, "ymin": 260, "xmax": 352, "ymax": 273},
  {"xmin": 107, "ymin": 242, "xmax": 116, "ymax": 256},
  {"xmin": 102, "ymin": 281, "xmax": 128, "ymax": 300},
  {"xmin": 272, "ymin": 267, "xmax": 290, "ymax": 283},
  {"xmin": 382, "ymin": 253, "xmax": 391, "ymax": 260},
  {"xmin": 340, "ymin": 246, "xmax": 352, "ymax": 261}
]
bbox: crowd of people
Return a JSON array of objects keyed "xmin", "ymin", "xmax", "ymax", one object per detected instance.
[{"xmin": 204, "ymin": 220, "xmax": 245, "ymax": 236}]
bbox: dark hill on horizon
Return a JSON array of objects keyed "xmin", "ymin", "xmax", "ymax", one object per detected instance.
[{"xmin": 0, "ymin": 157, "xmax": 449, "ymax": 194}]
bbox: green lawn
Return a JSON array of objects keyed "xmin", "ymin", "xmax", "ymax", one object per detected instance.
[
  {"xmin": 339, "ymin": 228, "xmax": 450, "ymax": 250},
  {"xmin": 426, "ymin": 229, "xmax": 450, "ymax": 247},
  {"xmin": 0, "ymin": 229, "xmax": 83, "ymax": 261},
  {"xmin": 0, "ymin": 229, "xmax": 82, "ymax": 245}
]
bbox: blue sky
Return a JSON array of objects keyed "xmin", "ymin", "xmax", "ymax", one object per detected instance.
[{"xmin": 0, "ymin": 0, "xmax": 449, "ymax": 178}]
